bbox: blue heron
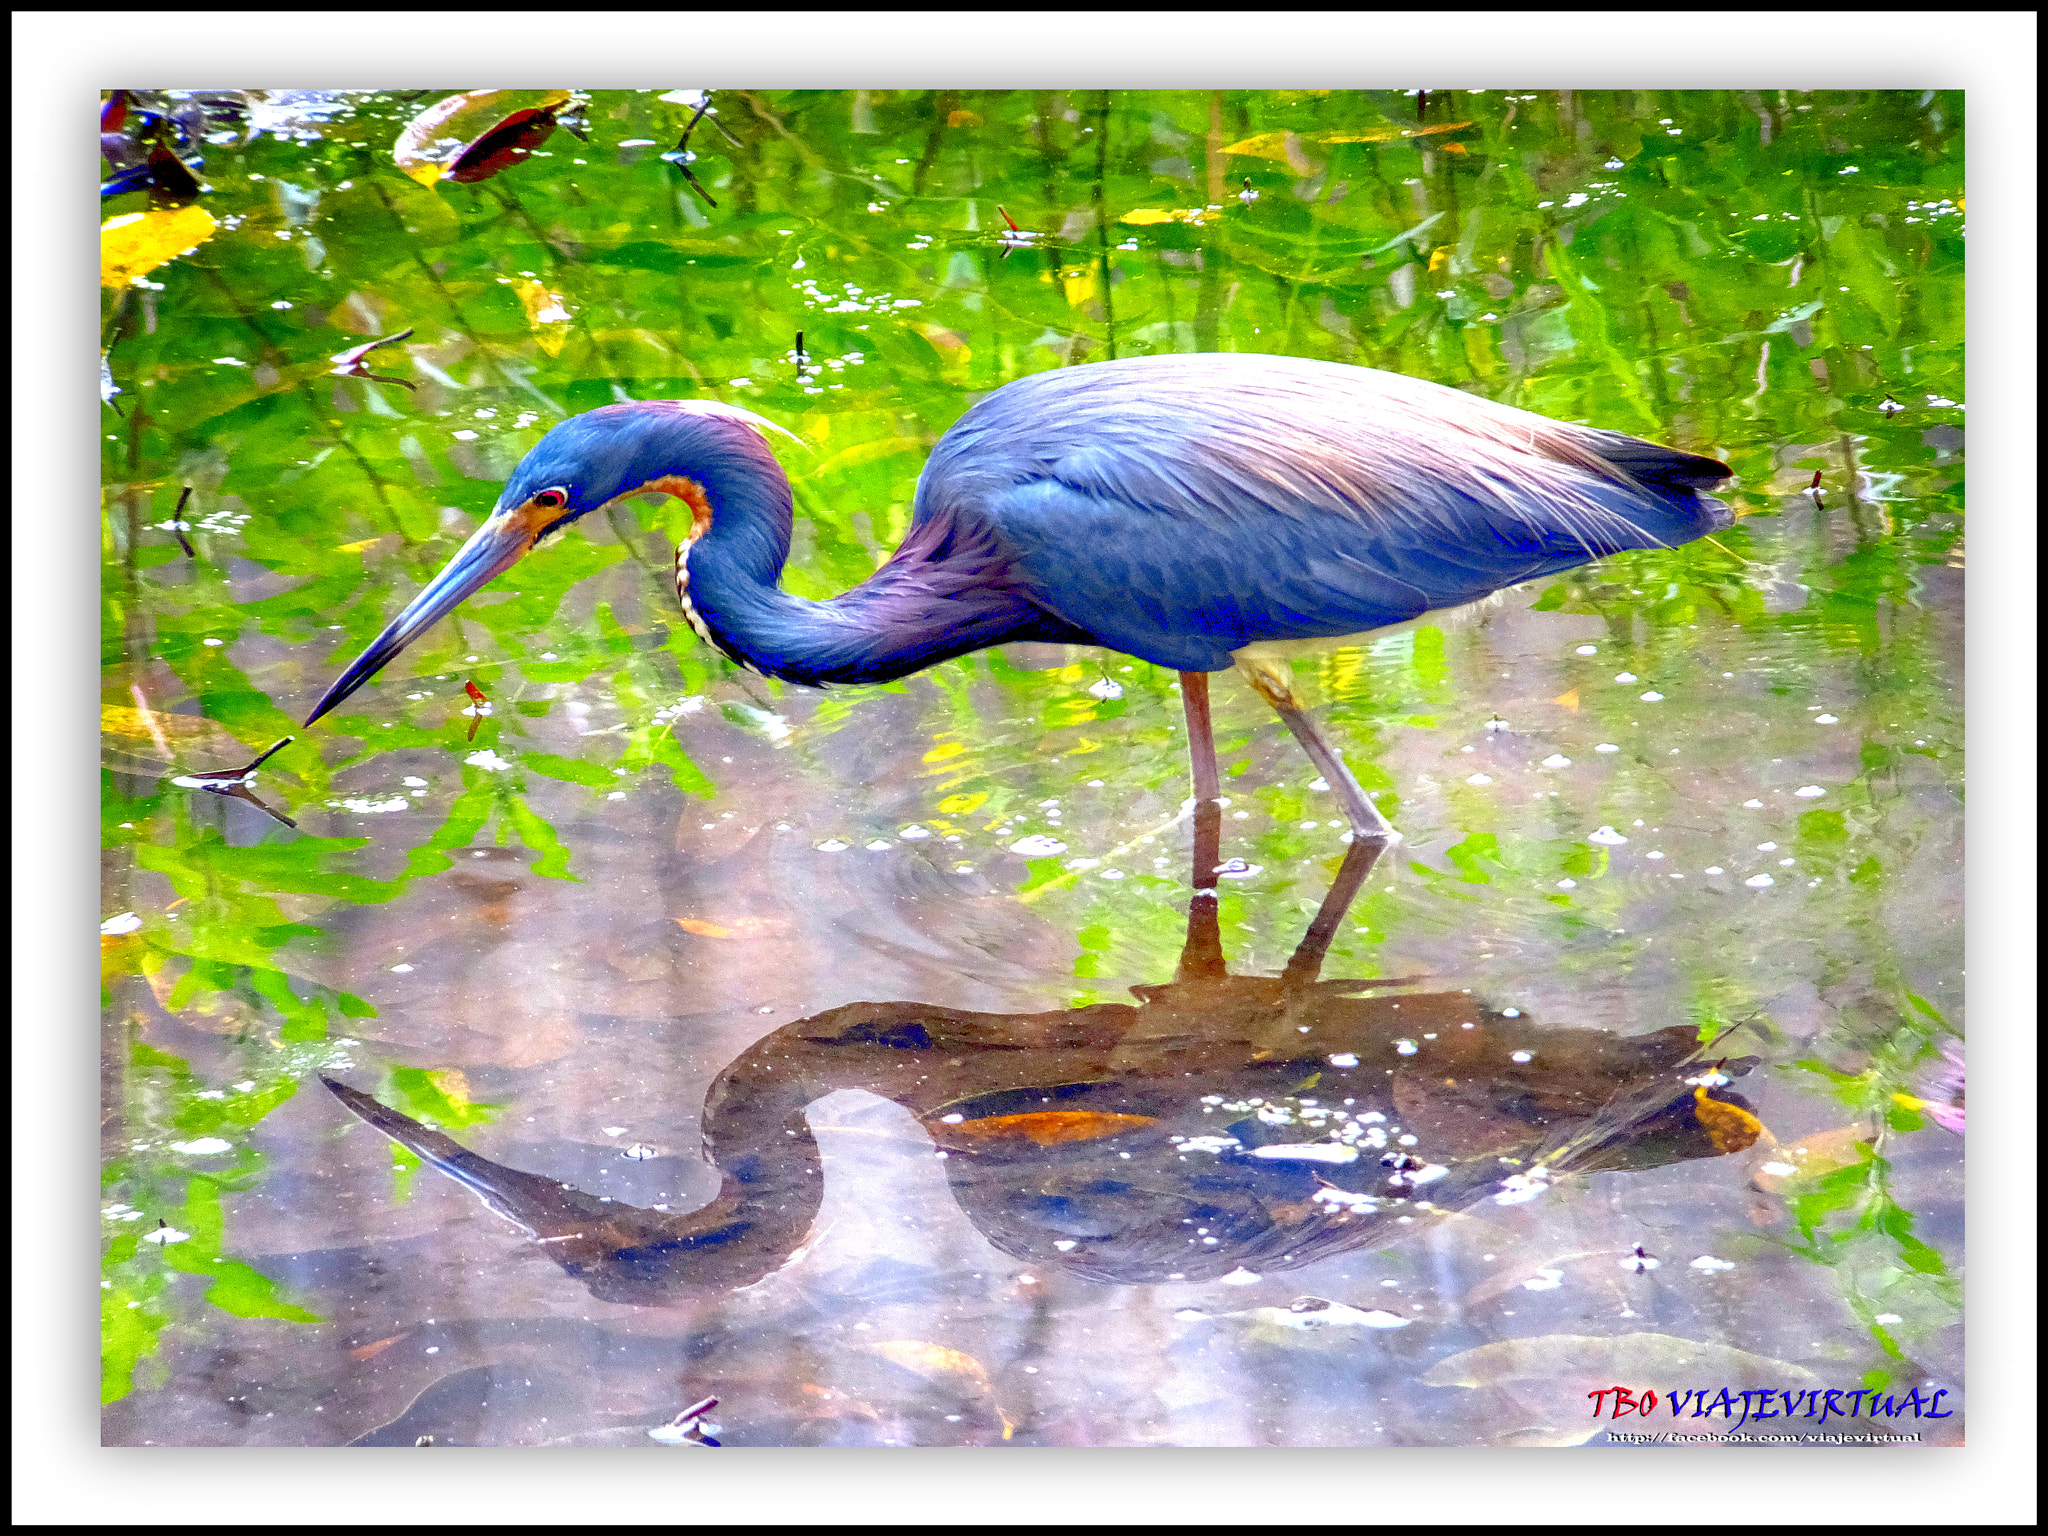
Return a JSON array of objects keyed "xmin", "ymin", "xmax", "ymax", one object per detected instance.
[{"xmin": 306, "ymin": 354, "xmax": 1730, "ymax": 868}]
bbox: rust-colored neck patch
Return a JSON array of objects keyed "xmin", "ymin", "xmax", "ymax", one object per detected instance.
[{"xmin": 629, "ymin": 474, "xmax": 717, "ymax": 645}]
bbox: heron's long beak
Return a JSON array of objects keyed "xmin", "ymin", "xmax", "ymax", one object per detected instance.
[{"xmin": 304, "ymin": 511, "xmax": 534, "ymax": 725}]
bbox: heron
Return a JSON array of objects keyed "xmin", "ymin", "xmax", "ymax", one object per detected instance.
[{"xmin": 306, "ymin": 353, "xmax": 1731, "ymax": 874}]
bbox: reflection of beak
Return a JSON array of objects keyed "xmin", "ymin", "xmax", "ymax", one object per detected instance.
[{"xmin": 305, "ymin": 512, "xmax": 532, "ymax": 725}]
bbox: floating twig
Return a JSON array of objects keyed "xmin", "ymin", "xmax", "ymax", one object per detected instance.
[
  {"xmin": 329, "ymin": 328, "xmax": 417, "ymax": 389},
  {"xmin": 168, "ymin": 485, "xmax": 196, "ymax": 557},
  {"xmin": 463, "ymin": 679, "xmax": 489, "ymax": 742},
  {"xmin": 650, "ymin": 1394, "xmax": 721, "ymax": 1446},
  {"xmin": 170, "ymin": 736, "xmax": 298, "ymax": 829},
  {"xmin": 663, "ymin": 96, "xmax": 727, "ymax": 208}
]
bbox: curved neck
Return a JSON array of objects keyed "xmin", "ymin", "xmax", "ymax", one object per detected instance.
[{"xmin": 679, "ymin": 453, "xmax": 1075, "ymax": 686}]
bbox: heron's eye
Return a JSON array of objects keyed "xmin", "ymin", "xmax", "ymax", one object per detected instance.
[{"xmin": 533, "ymin": 488, "xmax": 568, "ymax": 511}]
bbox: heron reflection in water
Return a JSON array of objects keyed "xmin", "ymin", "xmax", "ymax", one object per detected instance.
[
  {"xmin": 306, "ymin": 355, "xmax": 1732, "ymax": 873},
  {"xmin": 324, "ymin": 807, "xmax": 1764, "ymax": 1307}
]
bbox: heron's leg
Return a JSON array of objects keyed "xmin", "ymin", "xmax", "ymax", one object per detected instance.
[
  {"xmin": 1176, "ymin": 795, "xmax": 1228, "ymax": 982},
  {"xmin": 1176, "ymin": 671, "xmax": 1228, "ymax": 979},
  {"xmin": 1236, "ymin": 657, "xmax": 1399, "ymax": 844},
  {"xmin": 1179, "ymin": 670, "xmax": 1222, "ymax": 807},
  {"xmin": 1178, "ymin": 669, "xmax": 1224, "ymax": 885},
  {"xmin": 1279, "ymin": 833, "xmax": 1391, "ymax": 987}
]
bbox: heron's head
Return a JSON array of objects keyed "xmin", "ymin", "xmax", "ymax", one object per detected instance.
[{"xmin": 304, "ymin": 400, "xmax": 790, "ymax": 726}]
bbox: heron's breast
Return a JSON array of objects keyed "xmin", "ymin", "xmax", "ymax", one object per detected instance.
[{"xmin": 1229, "ymin": 588, "xmax": 1513, "ymax": 666}]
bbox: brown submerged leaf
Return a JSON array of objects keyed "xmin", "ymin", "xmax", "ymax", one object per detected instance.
[
  {"xmin": 1692, "ymin": 1087, "xmax": 1765, "ymax": 1154},
  {"xmin": 1420, "ymin": 1332, "xmax": 1815, "ymax": 1389},
  {"xmin": 933, "ymin": 1110, "xmax": 1157, "ymax": 1146},
  {"xmin": 393, "ymin": 90, "xmax": 571, "ymax": 188}
]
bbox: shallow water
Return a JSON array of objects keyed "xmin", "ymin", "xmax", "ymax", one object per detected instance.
[{"xmin": 101, "ymin": 88, "xmax": 1963, "ymax": 1447}]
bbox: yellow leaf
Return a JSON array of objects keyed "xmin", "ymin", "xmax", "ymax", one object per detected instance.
[
  {"xmin": 1118, "ymin": 206, "xmax": 1216, "ymax": 227},
  {"xmin": 1428, "ymin": 245, "xmax": 1454, "ymax": 272},
  {"xmin": 675, "ymin": 918, "xmax": 732, "ymax": 937},
  {"xmin": 924, "ymin": 741, "xmax": 966, "ymax": 763},
  {"xmin": 937, "ymin": 791, "xmax": 988, "ymax": 814},
  {"xmin": 510, "ymin": 277, "xmax": 572, "ymax": 356},
  {"xmin": 1441, "ymin": 142, "xmax": 1468, "ymax": 154},
  {"xmin": 1552, "ymin": 689, "xmax": 1580, "ymax": 710},
  {"xmin": 99, "ymin": 706, "xmax": 239, "ymax": 750},
  {"xmin": 1220, "ymin": 131, "xmax": 1319, "ymax": 172},
  {"xmin": 1061, "ymin": 265, "xmax": 1098, "ymax": 309},
  {"xmin": 947, "ymin": 109, "xmax": 983, "ymax": 128},
  {"xmin": 870, "ymin": 1339, "xmax": 990, "ymax": 1384},
  {"xmin": 393, "ymin": 89, "xmax": 571, "ymax": 187},
  {"xmin": 101, "ymin": 207, "xmax": 217, "ymax": 288},
  {"xmin": 870, "ymin": 1341, "xmax": 1014, "ymax": 1437},
  {"xmin": 1316, "ymin": 121, "xmax": 1475, "ymax": 144}
]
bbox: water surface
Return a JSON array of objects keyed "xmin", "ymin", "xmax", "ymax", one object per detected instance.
[{"xmin": 100, "ymin": 87, "xmax": 1963, "ymax": 1447}]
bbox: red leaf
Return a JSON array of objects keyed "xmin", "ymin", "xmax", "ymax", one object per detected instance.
[{"xmin": 446, "ymin": 108, "xmax": 559, "ymax": 184}]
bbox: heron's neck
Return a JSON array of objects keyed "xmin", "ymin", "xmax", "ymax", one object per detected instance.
[{"xmin": 677, "ymin": 463, "xmax": 1067, "ymax": 686}]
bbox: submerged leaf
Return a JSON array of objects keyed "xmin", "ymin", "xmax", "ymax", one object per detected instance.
[
  {"xmin": 100, "ymin": 206, "xmax": 217, "ymax": 287},
  {"xmin": 933, "ymin": 1110, "xmax": 1157, "ymax": 1146},
  {"xmin": 1420, "ymin": 1332, "xmax": 1814, "ymax": 1389},
  {"xmin": 510, "ymin": 277, "xmax": 573, "ymax": 354},
  {"xmin": 447, "ymin": 107, "xmax": 559, "ymax": 183},
  {"xmin": 392, "ymin": 89, "xmax": 572, "ymax": 187}
]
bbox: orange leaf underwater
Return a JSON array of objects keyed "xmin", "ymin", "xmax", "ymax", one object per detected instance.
[{"xmin": 931, "ymin": 1111, "xmax": 1157, "ymax": 1146}]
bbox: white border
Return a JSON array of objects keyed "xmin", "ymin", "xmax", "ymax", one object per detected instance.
[{"xmin": 16, "ymin": 10, "xmax": 2034, "ymax": 1526}]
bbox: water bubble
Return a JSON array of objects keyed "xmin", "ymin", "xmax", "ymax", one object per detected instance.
[
  {"xmin": 1588, "ymin": 826, "xmax": 1629, "ymax": 845},
  {"xmin": 1395, "ymin": 1039, "xmax": 1418, "ymax": 1055},
  {"xmin": 1813, "ymin": 714, "xmax": 1839, "ymax": 725},
  {"xmin": 1594, "ymin": 743, "xmax": 1619, "ymax": 754},
  {"xmin": 1639, "ymin": 691, "xmax": 1664, "ymax": 702},
  {"xmin": 1614, "ymin": 672, "xmax": 1638, "ymax": 684},
  {"xmin": 814, "ymin": 839, "xmax": 849, "ymax": 852},
  {"xmin": 1575, "ymin": 645, "xmax": 1598, "ymax": 655},
  {"xmin": 101, "ymin": 913, "xmax": 142, "ymax": 936},
  {"xmin": 1466, "ymin": 773, "xmax": 1493, "ymax": 786},
  {"xmin": 1793, "ymin": 785, "xmax": 1826, "ymax": 798},
  {"xmin": 1510, "ymin": 1050, "xmax": 1533, "ymax": 1063},
  {"xmin": 169, "ymin": 1137, "xmax": 234, "ymax": 1156},
  {"xmin": 1541, "ymin": 754, "xmax": 1571, "ymax": 768},
  {"xmin": 863, "ymin": 839, "xmax": 892, "ymax": 851},
  {"xmin": 1745, "ymin": 873, "xmax": 1775, "ymax": 888},
  {"xmin": 1556, "ymin": 878, "xmax": 1578, "ymax": 889},
  {"xmin": 1010, "ymin": 834, "xmax": 1068, "ymax": 857},
  {"xmin": 1742, "ymin": 798, "xmax": 1765, "ymax": 809}
]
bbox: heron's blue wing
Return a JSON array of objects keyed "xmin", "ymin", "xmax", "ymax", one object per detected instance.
[{"xmin": 916, "ymin": 355, "xmax": 1730, "ymax": 672}]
